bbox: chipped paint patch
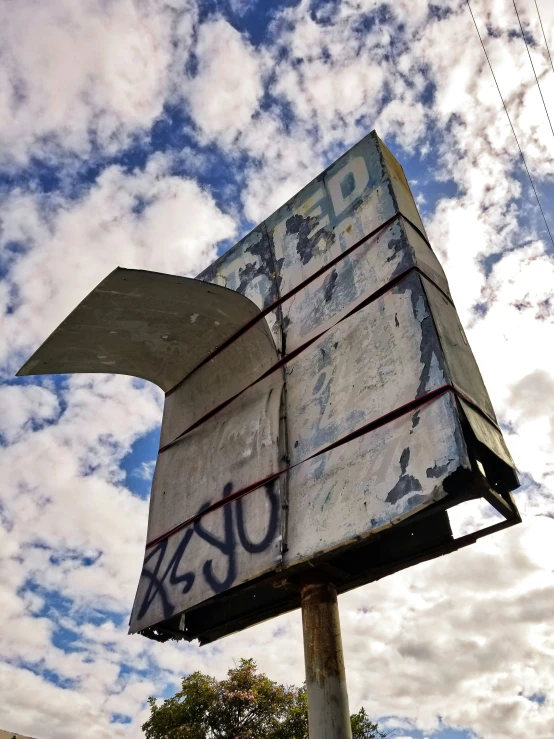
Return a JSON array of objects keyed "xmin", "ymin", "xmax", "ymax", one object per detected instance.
[
  {"xmin": 415, "ymin": 294, "xmax": 429, "ymax": 322},
  {"xmin": 385, "ymin": 447, "xmax": 423, "ymax": 504}
]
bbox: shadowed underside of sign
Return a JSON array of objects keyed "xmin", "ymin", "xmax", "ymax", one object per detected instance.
[{"xmin": 18, "ymin": 131, "xmax": 521, "ymax": 645}]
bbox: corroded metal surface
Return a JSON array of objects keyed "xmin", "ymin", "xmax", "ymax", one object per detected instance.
[
  {"xmin": 197, "ymin": 225, "xmax": 282, "ymax": 346},
  {"xmin": 301, "ymin": 582, "xmax": 352, "ymax": 739},
  {"xmin": 18, "ymin": 130, "xmax": 520, "ymax": 643},
  {"xmin": 286, "ymin": 393, "xmax": 467, "ymax": 564}
]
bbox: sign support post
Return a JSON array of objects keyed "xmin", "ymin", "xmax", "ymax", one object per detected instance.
[{"xmin": 300, "ymin": 581, "xmax": 353, "ymax": 739}]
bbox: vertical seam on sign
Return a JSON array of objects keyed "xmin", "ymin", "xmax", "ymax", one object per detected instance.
[
  {"xmin": 157, "ymin": 266, "xmax": 457, "ymax": 455},
  {"xmin": 146, "ymin": 385, "xmax": 455, "ymax": 550},
  {"xmin": 165, "ymin": 212, "xmax": 405, "ymax": 397},
  {"xmin": 278, "ymin": 379, "xmax": 291, "ymax": 557},
  {"xmin": 263, "ymin": 219, "xmax": 292, "ymax": 560}
]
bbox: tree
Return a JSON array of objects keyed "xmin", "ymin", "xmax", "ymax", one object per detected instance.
[
  {"xmin": 350, "ymin": 707, "xmax": 388, "ymax": 739},
  {"xmin": 142, "ymin": 658, "xmax": 386, "ymax": 739}
]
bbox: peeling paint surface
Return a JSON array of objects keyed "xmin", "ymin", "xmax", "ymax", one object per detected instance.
[
  {"xmin": 148, "ymin": 374, "xmax": 283, "ymax": 543},
  {"xmin": 284, "ymin": 392, "xmax": 467, "ymax": 563},
  {"xmin": 18, "ymin": 131, "xmax": 518, "ymax": 639},
  {"xmin": 159, "ymin": 319, "xmax": 278, "ymax": 447},
  {"xmin": 197, "ymin": 226, "xmax": 281, "ymax": 345},
  {"xmin": 286, "ymin": 272, "xmax": 447, "ymax": 464},
  {"xmin": 127, "ymin": 131, "xmax": 514, "ymax": 633}
]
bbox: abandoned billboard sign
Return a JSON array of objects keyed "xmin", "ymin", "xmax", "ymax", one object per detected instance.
[{"xmin": 18, "ymin": 131, "xmax": 520, "ymax": 644}]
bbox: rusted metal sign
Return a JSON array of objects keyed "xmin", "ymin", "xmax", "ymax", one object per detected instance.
[{"xmin": 18, "ymin": 131, "xmax": 520, "ymax": 644}]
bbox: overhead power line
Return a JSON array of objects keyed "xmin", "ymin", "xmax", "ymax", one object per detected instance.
[
  {"xmin": 512, "ymin": 0, "xmax": 554, "ymax": 141},
  {"xmin": 465, "ymin": 0, "xmax": 554, "ymax": 249},
  {"xmin": 534, "ymin": 0, "xmax": 554, "ymax": 77}
]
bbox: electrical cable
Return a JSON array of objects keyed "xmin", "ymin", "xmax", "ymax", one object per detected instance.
[
  {"xmin": 534, "ymin": 0, "xmax": 554, "ymax": 77},
  {"xmin": 465, "ymin": 0, "xmax": 554, "ymax": 249},
  {"xmin": 512, "ymin": 0, "xmax": 554, "ymax": 140}
]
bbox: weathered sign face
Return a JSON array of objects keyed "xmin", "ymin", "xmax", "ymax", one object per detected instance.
[{"xmin": 18, "ymin": 131, "xmax": 520, "ymax": 645}]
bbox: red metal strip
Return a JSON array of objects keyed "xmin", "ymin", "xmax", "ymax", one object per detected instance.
[
  {"xmin": 158, "ymin": 264, "xmax": 468, "ymax": 456},
  {"xmin": 449, "ymin": 383, "xmax": 501, "ymax": 432},
  {"xmin": 158, "ymin": 264, "xmax": 428, "ymax": 455},
  {"xmin": 165, "ymin": 211, "xmax": 405, "ymax": 398},
  {"xmin": 146, "ymin": 384, "xmax": 454, "ymax": 550}
]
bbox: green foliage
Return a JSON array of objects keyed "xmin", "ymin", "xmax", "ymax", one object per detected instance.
[
  {"xmin": 350, "ymin": 707, "xmax": 388, "ymax": 739},
  {"xmin": 142, "ymin": 658, "xmax": 384, "ymax": 739}
]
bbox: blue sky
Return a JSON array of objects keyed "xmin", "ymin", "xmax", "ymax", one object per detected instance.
[{"xmin": 1, "ymin": 1, "xmax": 554, "ymax": 738}]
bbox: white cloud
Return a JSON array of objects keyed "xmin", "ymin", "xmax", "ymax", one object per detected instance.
[
  {"xmin": 0, "ymin": 0, "xmax": 198, "ymax": 166},
  {"xmin": 239, "ymin": 114, "xmax": 325, "ymax": 222},
  {"xmin": 334, "ymin": 519, "xmax": 554, "ymax": 739},
  {"xmin": 1, "ymin": 1, "xmax": 554, "ymax": 737},
  {"xmin": 185, "ymin": 517, "xmax": 554, "ymax": 739},
  {"xmin": 184, "ymin": 17, "xmax": 266, "ymax": 145},
  {"xmin": 0, "ymin": 384, "xmax": 60, "ymax": 443},
  {"xmin": 133, "ymin": 460, "xmax": 157, "ymax": 481},
  {"xmin": 0, "ymin": 154, "xmax": 236, "ymax": 373},
  {"xmin": 0, "ymin": 374, "xmax": 165, "ymax": 737},
  {"xmin": 509, "ymin": 370, "xmax": 554, "ymax": 443}
]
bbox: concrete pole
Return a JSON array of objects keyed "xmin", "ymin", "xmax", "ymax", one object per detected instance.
[{"xmin": 300, "ymin": 581, "xmax": 352, "ymax": 739}]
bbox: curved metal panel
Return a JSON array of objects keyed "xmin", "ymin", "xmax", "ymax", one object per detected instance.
[{"xmin": 16, "ymin": 267, "xmax": 265, "ymax": 391}]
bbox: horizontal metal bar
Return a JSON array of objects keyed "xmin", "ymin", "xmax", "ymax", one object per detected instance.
[
  {"xmin": 146, "ymin": 385, "xmax": 454, "ymax": 550},
  {"xmin": 482, "ymin": 487, "xmax": 518, "ymax": 520}
]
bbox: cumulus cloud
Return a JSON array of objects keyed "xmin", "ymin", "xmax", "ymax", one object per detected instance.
[
  {"xmin": 1, "ymin": 0, "xmax": 554, "ymax": 737},
  {"xmin": 0, "ymin": 154, "xmax": 236, "ymax": 373},
  {"xmin": 0, "ymin": 374, "xmax": 163, "ymax": 736},
  {"xmin": 0, "ymin": 0, "xmax": 198, "ymax": 166},
  {"xmin": 506, "ymin": 369, "xmax": 554, "ymax": 482},
  {"xmin": 0, "ymin": 384, "xmax": 60, "ymax": 443},
  {"xmin": 132, "ymin": 460, "xmax": 157, "ymax": 481},
  {"xmin": 203, "ymin": 518, "xmax": 554, "ymax": 739},
  {"xmin": 184, "ymin": 17, "xmax": 266, "ymax": 145}
]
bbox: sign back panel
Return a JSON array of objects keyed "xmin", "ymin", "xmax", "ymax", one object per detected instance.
[{"xmin": 18, "ymin": 131, "xmax": 520, "ymax": 645}]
